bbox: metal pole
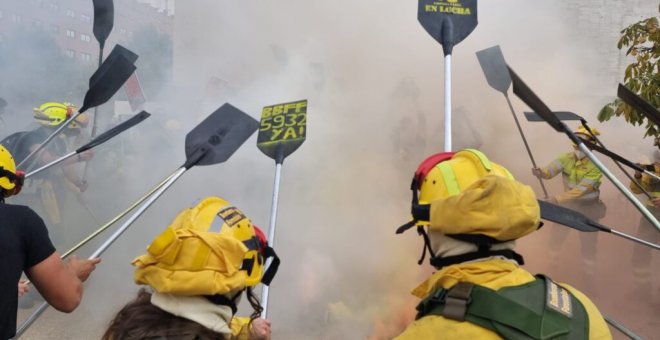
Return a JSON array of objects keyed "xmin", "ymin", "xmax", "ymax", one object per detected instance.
[
  {"xmin": 603, "ymin": 314, "xmax": 643, "ymax": 340},
  {"xmin": 581, "ymin": 121, "xmax": 653, "ymax": 199},
  {"xmin": 14, "ymin": 168, "xmax": 186, "ymax": 338},
  {"xmin": 83, "ymin": 47, "xmax": 103, "ymax": 181},
  {"xmin": 261, "ymin": 162, "xmax": 282, "ymax": 318},
  {"xmin": 24, "ymin": 152, "xmax": 76, "ymax": 178},
  {"xmin": 609, "ymin": 229, "xmax": 660, "ymax": 250},
  {"xmin": 577, "ymin": 142, "xmax": 660, "ymax": 232},
  {"xmin": 17, "ymin": 112, "xmax": 84, "ymax": 170},
  {"xmin": 504, "ymin": 94, "xmax": 548, "ymax": 198},
  {"xmin": 443, "ymin": 54, "xmax": 452, "ymax": 152}
]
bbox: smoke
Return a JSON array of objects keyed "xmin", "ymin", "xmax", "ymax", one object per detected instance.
[{"xmin": 9, "ymin": 0, "xmax": 660, "ymax": 339}]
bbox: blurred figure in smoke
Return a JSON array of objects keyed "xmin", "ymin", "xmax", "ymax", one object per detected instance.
[
  {"xmin": 628, "ymin": 136, "xmax": 660, "ymax": 299},
  {"xmin": 5, "ymin": 102, "xmax": 93, "ymax": 244},
  {"xmin": 0, "ymin": 145, "xmax": 100, "ymax": 340},
  {"xmin": 395, "ymin": 149, "xmax": 611, "ymax": 339},
  {"xmin": 390, "ymin": 77, "xmax": 427, "ymax": 177},
  {"xmin": 103, "ymin": 197, "xmax": 279, "ymax": 340},
  {"xmin": 531, "ymin": 126, "xmax": 605, "ymax": 284}
]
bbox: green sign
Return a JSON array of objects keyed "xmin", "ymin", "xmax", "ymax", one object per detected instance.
[{"xmin": 257, "ymin": 99, "xmax": 307, "ymax": 163}]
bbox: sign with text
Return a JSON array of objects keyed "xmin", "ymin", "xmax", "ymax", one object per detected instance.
[
  {"xmin": 418, "ymin": 0, "xmax": 478, "ymax": 54},
  {"xmin": 257, "ymin": 99, "xmax": 307, "ymax": 163},
  {"xmin": 123, "ymin": 72, "xmax": 146, "ymax": 112}
]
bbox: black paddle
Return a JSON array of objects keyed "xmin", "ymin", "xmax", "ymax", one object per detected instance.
[
  {"xmin": 25, "ymin": 111, "xmax": 150, "ymax": 178},
  {"xmin": 17, "ymin": 44, "xmax": 138, "ymax": 170},
  {"xmin": 539, "ymin": 200, "xmax": 660, "ymax": 250},
  {"xmin": 418, "ymin": 0, "xmax": 478, "ymax": 151},
  {"xmin": 15, "ymin": 103, "xmax": 258, "ymax": 338},
  {"xmin": 256, "ymin": 99, "xmax": 307, "ymax": 318},
  {"xmin": 92, "ymin": 0, "xmax": 114, "ymax": 53},
  {"xmin": 523, "ymin": 111, "xmax": 582, "ymax": 122},
  {"xmin": 617, "ymin": 83, "xmax": 660, "ymax": 128},
  {"xmin": 508, "ymin": 65, "xmax": 660, "ymax": 233},
  {"xmin": 476, "ymin": 45, "xmax": 547, "ymax": 197}
]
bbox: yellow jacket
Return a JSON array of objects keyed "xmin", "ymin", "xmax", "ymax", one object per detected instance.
[
  {"xmin": 630, "ymin": 163, "xmax": 660, "ymax": 207},
  {"xmin": 395, "ymin": 259, "xmax": 611, "ymax": 340},
  {"xmin": 539, "ymin": 152, "xmax": 602, "ymax": 203}
]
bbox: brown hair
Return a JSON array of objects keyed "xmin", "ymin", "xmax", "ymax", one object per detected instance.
[{"xmin": 101, "ymin": 289, "xmax": 227, "ymax": 340}]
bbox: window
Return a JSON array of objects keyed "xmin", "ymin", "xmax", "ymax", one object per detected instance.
[
  {"xmin": 65, "ymin": 49, "xmax": 75, "ymax": 58},
  {"xmin": 0, "ymin": 11, "xmax": 3, "ymax": 19},
  {"xmin": 80, "ymin": 33, "xmax": 90, "ymax": 42},
  {"xmin": 12, "ymin": 14, "xmax": 22, "ymax": 23},
  {"xmin": 33, "ymin": 20, "xmax": 42, "ymax": 28},
  {"xmin": 80, "ymin": 14, "xmax": 91, "ymax": 23},
  {"xmin": 65, "ymin": 9, "xmax": 75, "ymax": 18},
  {"xmin": 49, "ymin": 3, "xmax": 59, "ymax": 11},
  {"xmin": 49, "ymin": 24, "xmax": 59, "ymax": 33},
  {"xmin": 0, "ymin": 34, "xmax": 4, "ymax": 43},
  {"xmin": 119, "ymin": 28, "xmax": 127, "ymax": 34},
  {"xmin": 80, "ymin": 52, "xmax": 92, "ymax": 62},
  {"xmin": 66, "ymin": 29, "xmax": 75, "ymax": 38}
]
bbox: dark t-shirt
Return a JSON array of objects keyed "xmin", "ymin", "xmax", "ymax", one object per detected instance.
[
  {"xmin": 13, "ymin": 126, "xmax": 67, "ymax": 164},
  {"xmin": 0, "ymin": 203, "xmax": 55, "ymax": 339}
]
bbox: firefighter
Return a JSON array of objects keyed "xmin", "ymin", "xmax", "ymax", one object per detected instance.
[
  {"xmin": 628, "ymin": 136, "xmax": 660, "ymax": 298},
  {"xmin": 102, "ymin": 196, "xmax": 280, "ymax": 340},
  {"xmin": 8, "ymin": 102, "xmax": 93, "ymax": 243},
  {"xmin": 531, "ymin": 126, "xmax": 606, "ymax": 281},
  {"xmin": 395, "ymin": 149, "xmax": 611, "ymax": 339},
  {"xmin": 0, "ymin": 145, "xmax": 100, "ymax": 339}
]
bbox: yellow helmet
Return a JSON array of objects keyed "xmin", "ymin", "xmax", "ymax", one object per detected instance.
[
  {"xmin": 0, "ymin": 145, "xmax": 24, "ymax": 196},
  {"xmin": 33, "ymin": 102, "xmax": 87, "ymax": 128},
  {"xmin": 399, "ymin": 149, "xmax": 540, "ymax": 268},
  {"xmin": 418, "ymin": 149, "xmax": 514, "ymax": 204},
  {"xmin": 0, "ymin": 145, "xmax": 17, "ymax": 191},
  {"xmin": 574, "ymin": 126, "xmax": 600, "ymax": 142},
  {"xmin": 133, "ymin": 197, "xmax": 278, "ymax": 296}
]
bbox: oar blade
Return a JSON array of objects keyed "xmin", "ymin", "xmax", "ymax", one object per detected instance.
[
  {"xmin": 476, "ymin": 45, "xmax": 511, "ymax": 93},
  {"xmin": 418, "ymin": 0, "xmax": 478, "ymax": 54},
  {"xmin": 523, "ymin": 111, "xmax": 582, "ymax": 122},
  {"xmin": 508, "ymin": 66, "xmax": 563, "ymax": 132},
  {"xmin": 257, "ymin": 99, "xmax": 307, "ymax": 163},
  {"xmin": 538, "ymin": 200, "xmax": 599, "ymax": 232},
  {"xmin": 92, "ymin": 0, "xmax": 114, "ymax": 47},
  {"xmin": 76, "ymin": 110, "xmax": 150, "ymax": 153},
  {"xmin": 88, "ymin": 45, "xmax": 137, "ymax": 88},
  {"xmin": 80, "ymin": 45, "xmax": 138, "ymax": 113},
  {"xmin": 185, "ymin": 103, "xmax": 259, "ymax": 167},
  {"xmin": 617, "ymin": 83, "xmax": 660, "ymax": 127}
]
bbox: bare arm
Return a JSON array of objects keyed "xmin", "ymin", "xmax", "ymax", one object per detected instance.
[{"xmin": 25, "ymin": 253, "xmax": 100, "ymax": 313}]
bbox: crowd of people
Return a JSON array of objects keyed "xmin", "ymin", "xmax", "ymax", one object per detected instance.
[{"xmin": 1, "ymin": 100, "xmax": 658, "ymax": 340}]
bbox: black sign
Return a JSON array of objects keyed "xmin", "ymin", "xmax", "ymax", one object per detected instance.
[
  {"xmin": 257, "ymin": 99, "xmax": 307, "ymax": 163},
  {"xmin": 418, "ymin": 0, "xmax": 478, "ymax": 55}
]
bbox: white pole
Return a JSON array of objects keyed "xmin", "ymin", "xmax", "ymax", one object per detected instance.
[
  {"xmin": 260, "ymin": 162, "xmax": 282, "ymax": 318},
  {"xmin": 444, "ymin": 54, "xmax": 452, "ymax": 152}
]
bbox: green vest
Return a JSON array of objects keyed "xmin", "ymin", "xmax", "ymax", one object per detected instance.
[{"xmin": 415, "ymin": 275, "xmax": 589, "ymax": 340}]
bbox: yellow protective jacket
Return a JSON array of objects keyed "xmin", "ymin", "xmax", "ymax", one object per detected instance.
[
  {"xmin": 630, "ymin": 163, "xmax": 660, "ymax": 207},
  {"xmin": 539, "ymin": 152, "xmax": 602, "ymax": 203},
  {"xmin": 395, "ymin": 259, "xmax": 611, "ymax": 340}
]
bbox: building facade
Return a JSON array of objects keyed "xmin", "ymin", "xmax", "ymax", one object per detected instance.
[{"xmin": 0, "ymin": 0, "xmax": 173, "ymax": 63}]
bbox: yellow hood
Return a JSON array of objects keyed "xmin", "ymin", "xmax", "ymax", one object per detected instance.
[
  {"xmin": 411, "ymin": 258, "xmax": 535, "ymax": 298},
  {"xmin": 428, "ymin": 175, "xmax": 540, "ymax": 241}
]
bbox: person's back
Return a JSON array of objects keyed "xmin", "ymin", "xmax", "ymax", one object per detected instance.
[
  {"xmin": 395, "ymin": 149, "xmax": 611, "ymax": 339},
  {"xmin": 396, "ymin": 259, "xmax": 610, "ymax": 339},
  {"xmin": 0, "ymin": 202, "xmax": 55, "ymax": 339},
  {"xmin": 0, "ymin": 145, "xmax": 100, "ymax": 339}
]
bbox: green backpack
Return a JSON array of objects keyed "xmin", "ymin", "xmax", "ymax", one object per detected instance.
[{"xmin": 415, "ymin": 275, "xmax": 588, "ymax": 339}]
